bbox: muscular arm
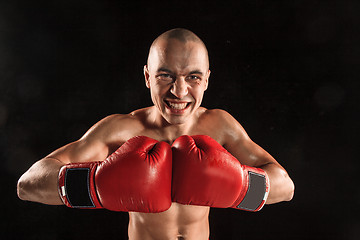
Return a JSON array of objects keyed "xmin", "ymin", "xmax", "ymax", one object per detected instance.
[
  {"xmin": 17, "ymin": 115, "xmax": 120, "ymax": 205},
  {"xmin": 17, "ymin": 157, "xmax": 65, "ymax": 205},
  {"xmin": 219, "ymin": 110, "xmax": 295, "ymax": 204}
]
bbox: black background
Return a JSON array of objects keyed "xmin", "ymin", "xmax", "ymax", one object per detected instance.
[{"xmin": 1, "ymin": 0, "xmax": 359, "ymax": 239}]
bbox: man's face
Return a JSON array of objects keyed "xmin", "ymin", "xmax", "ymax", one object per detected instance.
[{"xmin": 145, "ymin": 39, "xmax": 210, "ymax": 125}]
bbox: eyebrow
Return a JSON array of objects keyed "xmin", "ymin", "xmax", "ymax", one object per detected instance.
[
  {"xmin": 156, "ymin": 67, "xmax": 172, "ymax": 73},
  {"xmin": 156, "ymin": 68, "xmax": 204, "ymax": 76},
  {"xmin": 189, "ymin": 70, "xmax": 204, "ymax": 75}
]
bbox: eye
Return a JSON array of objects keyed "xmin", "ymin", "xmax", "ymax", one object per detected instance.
[
  {"xmin": 157, "ymin": 74, "xmax": 174, "ymax": 81},
  {"xmin": 161, "ymin": 74, "xmax": 172, "ymax": 78},
  {"xmin": 187, "ymin": 75, "xmax": 201, "ymax": 81}
]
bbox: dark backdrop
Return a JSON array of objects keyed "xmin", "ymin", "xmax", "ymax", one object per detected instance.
[{"xmin": 1, "ymin": 0, "xmax": 359, "ymax": 239}]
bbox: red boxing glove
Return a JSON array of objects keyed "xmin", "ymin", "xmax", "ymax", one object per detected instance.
[
  {"xmin": 171, "ymin": 135, "xmax": 269, "ymax": 212},
  {"xmin": 58, "ymin": 136, "xmax": 172, "ymax": 213}
]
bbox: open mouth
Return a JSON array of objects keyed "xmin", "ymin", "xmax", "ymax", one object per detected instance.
[{"xmin": 164, "ymin": 100, "xmax": 191, "ymax": 111}]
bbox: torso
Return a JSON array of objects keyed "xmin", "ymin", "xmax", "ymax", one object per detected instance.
[
  {"xmin": 128, "ymin": 203, "xmax": 210, "ymax": 240},
  {"xmin": 100, "ymin": 106, "xmax": 230, "ymax": 240}
]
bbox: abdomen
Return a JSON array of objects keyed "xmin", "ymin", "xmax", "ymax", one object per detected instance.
[{"xmin": 128, "ymin": 203, "xmax": 210, "ymax": 239}]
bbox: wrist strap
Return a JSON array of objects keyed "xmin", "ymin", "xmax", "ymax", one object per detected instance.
[
  {"xmin": 235, "ymin": 168, "xmax": 270, "ymax": 212},
  {"xmin": 58, "ymin": 162, "xmax": 103, "ymax": 209}
]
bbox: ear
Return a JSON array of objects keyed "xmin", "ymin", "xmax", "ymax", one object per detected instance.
[
  {"xmin": 204, "ymin": 69, "xmax": 210, "ymax": 91},
  {"xmin": 144, "ymin": 65, "xmax": 150, "ymax": 88}
]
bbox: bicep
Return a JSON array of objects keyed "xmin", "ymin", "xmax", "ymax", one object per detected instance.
[
  {"xmin": 227, "ymin": 138, "xmax": 281, "ymax": 168},
  {"xmin": 221, "ymin": 113, "xmax": 282, "ymax": 168},
  {"xmin": 46, "ymin": 139, "xmax": 109, "ymax": 164},
  {"xmin": 45, "ymin": 114, "xmax": 128, "ymax": 163}
]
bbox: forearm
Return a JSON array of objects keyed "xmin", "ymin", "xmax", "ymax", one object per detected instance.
[
  {"xmin": 260, "ymin": 163, "xmax": 294, "ymax": 204},
  {"xmin": 17, "ymin": 158, "xmax": 64, "ymax": 205}
]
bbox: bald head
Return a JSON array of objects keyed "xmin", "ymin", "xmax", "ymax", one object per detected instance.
[
  {"xmin": 147, "ymin": 28, "xmax": 209, "ymax": 70},
  {"xmin": 154, "ymin": 28, "xmax": 204, "ymax": 44}
]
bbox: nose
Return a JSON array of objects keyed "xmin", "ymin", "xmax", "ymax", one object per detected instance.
[{"xmin": 170, "ymin": 78, "xmax": 188, "ymax": 99}]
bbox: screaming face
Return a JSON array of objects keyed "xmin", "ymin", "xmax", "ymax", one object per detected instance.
[{"xmin": 145, "ymin": 38, "xmax": 210, "ymax": 125}]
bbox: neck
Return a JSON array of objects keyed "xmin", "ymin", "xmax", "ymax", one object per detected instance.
[{"xmin": 148, "ymin": 106, "xmax": 194, "ymax": 141}]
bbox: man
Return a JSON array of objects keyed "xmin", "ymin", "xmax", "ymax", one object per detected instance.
[{"xmin": 17, "ymin": 28, "xmax": 294, "ymax": 240}]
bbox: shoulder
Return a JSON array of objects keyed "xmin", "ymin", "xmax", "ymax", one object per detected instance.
[
  {"xmin": 85, "ymin": 113, "xmax": 135, "ymax": 132},
  {"xmin": 200, "ymin": 108, "xmax": 238, "ymax": 126},
  {"xmin": 129, "ymin": 107, "xmax": 152, "ymax": 119},
  {"xmin": 80, "ymin": 111, "xmax": 146, "ymax": 142},
  {"xmin": 205, "ymin": 108, "xmax": 232, "ymax": 118},
  {"xmin": 93, "ymin": 107, "xmax": 153, "ymax": 128},
  {"xmin": 199, "ymin": 108, "xmax": 250, "ymax": 143}
]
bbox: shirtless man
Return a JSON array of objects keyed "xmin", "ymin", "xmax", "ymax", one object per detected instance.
[{"xmin": 17, "ymin": 28, "xmax": 295, "ymax": 240}]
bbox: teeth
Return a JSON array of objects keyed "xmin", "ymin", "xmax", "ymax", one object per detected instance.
[{"xmin": 167, "ymin": 102, "xmax": 188, "ymax": 109}]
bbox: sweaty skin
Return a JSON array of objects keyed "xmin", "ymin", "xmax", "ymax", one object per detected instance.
[{"xmin": 17, "ymin": 29, "xmax": 294, "ymax": 240}]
